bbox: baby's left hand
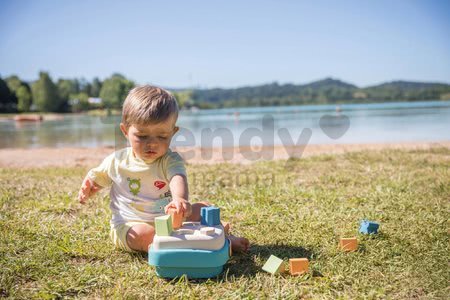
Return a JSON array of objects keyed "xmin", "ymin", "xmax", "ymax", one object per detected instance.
[{"xmin": 165, "ymin": 199, "xmax": 192, "ymax": 218}]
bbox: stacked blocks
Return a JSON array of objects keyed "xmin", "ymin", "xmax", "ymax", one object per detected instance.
[
  {"xmin": 359, "ymin": 220, "xmax": 380, "ymax": 234},
  {"xmin": 201, "ymin": 206, "xmax": 221, "ymax": 226},
  {"xmin": 262, "ymin": 255, "xmax": 285, "ymax": 274},
  {"xmin": 168, "ymin": 207, "xmax": 183, "ymax": 229},
  {"xmin": 289, "ymin": 258, "xmax": 309, "ymax": 275},
  {"xmin": 340, "ymin": 237, "xmax": 358, "ymax": 252},
  {"xmin": 155, "ymin": 215, "xmax": 173, "ymax": 236}
]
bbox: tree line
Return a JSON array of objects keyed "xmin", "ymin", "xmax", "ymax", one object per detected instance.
[
  {"xmin": 0, "ymin": 72, "xmax": 196, "ymax": 113},
  {"xmin": 1, "ymin": 74, "xmax": 449, "ymax": 113},
  {"xmin": 191, "ymin": 78, "xmax": 450, "ymax": 108},
  {"xmin": 0, "ymin": 72, "xmax": 135, "ymax": 113}
]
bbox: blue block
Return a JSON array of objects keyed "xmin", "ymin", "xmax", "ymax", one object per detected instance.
[
  {"xmin": 200, "ymin": 206, "xmax": 221, "ymax": 226},
  {"xmin": 359, "ymin": 220, "xmax": 380, "ymax": 234}
]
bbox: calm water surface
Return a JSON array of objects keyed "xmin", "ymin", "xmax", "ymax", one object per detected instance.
[{"xmin": 1, "ymin": 101, "xmax": 449, "ymax": 149}]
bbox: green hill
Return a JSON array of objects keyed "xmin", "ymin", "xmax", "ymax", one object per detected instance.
[
  {"xmin": 187, "ymin": 78, "xmax": 450, "ymax": 108},
  {"xmin": 361, "ymin": 81, "xmax": 450, "ymax": 101}
]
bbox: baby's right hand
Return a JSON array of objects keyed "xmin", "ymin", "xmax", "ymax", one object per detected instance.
[{"xmin": 78, "ymin": 176, "xmax": 102, "ymax": 204}]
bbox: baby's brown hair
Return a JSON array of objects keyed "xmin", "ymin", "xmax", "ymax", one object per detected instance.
[{"xmin": 122, "ymin": 85, "xmax": 178, "ymax": 128}]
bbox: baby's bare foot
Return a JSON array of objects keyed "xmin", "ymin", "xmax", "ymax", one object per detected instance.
[{"xmin": 228, "ymin": 235, "xmax": 250, "ymax": 253}]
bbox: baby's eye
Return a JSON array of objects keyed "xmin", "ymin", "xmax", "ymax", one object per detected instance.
[
  {"xmin": 158, "ymin": 136, "xmax": 168, "ymax": 140},
  {"xmin": 136, "ymin": 135, "xmax": 147, "ymax": 139}
]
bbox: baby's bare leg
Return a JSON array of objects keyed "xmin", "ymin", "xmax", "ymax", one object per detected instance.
[
  {"xmin": 186, "ymin": 201, "xmax": 210, "ymax": 222},
  {"xmin": 126, "ymin": 224, "xmax": 155, "ymax": 252}
]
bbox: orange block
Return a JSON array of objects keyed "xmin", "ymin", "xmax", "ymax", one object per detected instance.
[
  {"xmin": 221, "ymin": 221, "xmax": 231, "ymax": 234},
  {"xmin": 289, "ymin": 258, "xmax": 309, "ymax": 275},
  {"xmin": 168, "ymin": 208, "xmax": 183, "ymax": 229},
  {"xmin": 340, "ymin": 237, "xmax": 358, "ymax": 252}
]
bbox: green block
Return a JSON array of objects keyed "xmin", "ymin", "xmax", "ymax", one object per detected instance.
[
  {"xmin": 262, "ymin": 255, "xmax": 285, "ymax": 274},
  {"xmin": 155, "ymin": 215, "xmax": 173, "ymax": 236}
]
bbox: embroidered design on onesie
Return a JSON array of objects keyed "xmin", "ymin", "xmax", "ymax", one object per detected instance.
[
  {"xmin": 159, "ymin": 191, "xmax": 172, "ymax": 199},
  {"xmin": 154, "ymin": 180, "xmax": 166, "ymax": 190},
  {"xmin": 157, "ymin": 191, "xmax": 172, "ymax": 211},
  {"xmin": 155, "ymin": 198, "xmax": 170, "ymax": 212},
  {"xmin": 131, "ymin": 203, "xmax": 145, "ymax": 212},
  {"xmin": 127, "ymin": 177, "xmax": 141, "ymax": 196}
]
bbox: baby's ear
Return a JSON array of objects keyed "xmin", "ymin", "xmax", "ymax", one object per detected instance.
[
  {"xmin": 173, "ymin": 126, "xmax": 180, "ymax": 134},
  {"xmin": 119, "ymin": 123, "xmax": 128, "ymax": 137}
]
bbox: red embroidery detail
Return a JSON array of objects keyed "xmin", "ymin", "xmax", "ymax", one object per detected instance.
[{"xmin": 154, "ymin": 181, "xmax": 166, "ymax": 190}]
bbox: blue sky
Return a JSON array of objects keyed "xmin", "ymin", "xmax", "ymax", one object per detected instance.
[{"xmin": 0, "ymin": 0, "xmax": 449, "ymax": 88}]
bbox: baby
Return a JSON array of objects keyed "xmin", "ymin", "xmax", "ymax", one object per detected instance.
[{"xmin": 78, "ymin": 85, "xmax": 249, "ymax": 253}]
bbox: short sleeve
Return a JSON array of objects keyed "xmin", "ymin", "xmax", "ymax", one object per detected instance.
[
  {"xmin": 165, "ymin": 151, "xmax": 187, "ymax": 181},
  {"xmin": 87, "ymin": 152, "xmax": 115, "ymax": 187}
]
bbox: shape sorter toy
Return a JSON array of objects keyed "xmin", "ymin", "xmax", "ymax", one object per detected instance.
[
  {"xmin": 148, "ymin": 207, "xmax": 230, "ymax": 279},
  {"xmin": 359, "ymin": 219, "xmax": 380, "ymax": 234}
]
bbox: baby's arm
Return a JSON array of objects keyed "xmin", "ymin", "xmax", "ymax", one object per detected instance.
[
  {"xmin": 78, "ymin": 153, "xmax": 114, "ymax": 204},
  {"xmin": 165, "ymin": 174, "xmax": 192, "ymax": 217},
  {"xmin": 78, "ymin": 176, "xmax": 103, "ymax": 204}
]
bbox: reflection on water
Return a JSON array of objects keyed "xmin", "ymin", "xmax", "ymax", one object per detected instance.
[{"xmin": 0, "ymin": 101, "xmax": 449, "ymax": 149}]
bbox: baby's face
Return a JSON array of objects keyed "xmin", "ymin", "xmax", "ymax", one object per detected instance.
[{"xmin": 120, "ymin": 115, "xmax": 178, "ymax": 162}]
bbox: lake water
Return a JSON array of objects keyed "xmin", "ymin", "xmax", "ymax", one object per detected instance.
[{"xmin": 1, "ymin": 100, "xmax": 449, "ymax": 149}]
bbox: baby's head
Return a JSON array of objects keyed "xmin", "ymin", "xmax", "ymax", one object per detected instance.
[{"xmin": 120, "ymin": 85, "xmax": 179, "ymax": 162}]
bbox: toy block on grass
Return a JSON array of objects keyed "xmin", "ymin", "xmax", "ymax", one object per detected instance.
[
  {"xmin": 339, "ymin": 237, "xmax": 358, "ymax": 252},
  {"xmin": 289, "ymin": 258, "xmax": 309, "ymax": 276},
  {"xmin": 262, "ymin": 255, "xmax": 285, "ymax": 274},
  {"xmin": 221, "ymin": 221, "xmax": 231, "ymax": 234},
  {"xmin": 200, "ymin": 206, "xmax": 220, "ymax": 226},
  {"xmin": 155, "ymin": 215, "xmax": 173, "ymax": 236},
  {"xmin": 167, "ymin": 207, "xmax": 183, "ymax": 229},
  {"xmin": 359, "ymin": 219, "xmax": 380, "ymax": 234}
]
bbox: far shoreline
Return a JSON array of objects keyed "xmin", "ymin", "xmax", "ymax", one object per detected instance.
[
  {"xmin": 1, "ymin": 99, "xmax": 449, "ymax": 120},
  {"xmin": 0, "ymin": 141, "xmax": 448, "ymax": 169}
]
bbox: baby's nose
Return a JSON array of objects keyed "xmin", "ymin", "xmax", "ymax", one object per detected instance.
[{"xmin": 146, "ymin": 136, "xmax": 158, "ymax": 145}]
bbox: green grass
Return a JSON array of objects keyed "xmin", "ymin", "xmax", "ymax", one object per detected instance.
[{"xmin": 1, "ymin": 149, "xmax": 449, "ymax": 299}]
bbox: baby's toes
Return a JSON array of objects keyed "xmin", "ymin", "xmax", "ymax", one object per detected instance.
[
  {"xmin": 229, "ymin": 236, "xmax": 249, "ymax": 253},
  {"xmin": 242, "ymin": 238, "xmax": 250, "ymax": 252}
]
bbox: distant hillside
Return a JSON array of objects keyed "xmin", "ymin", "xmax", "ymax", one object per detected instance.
[
  {"xmin": 303, "ymin": 78, "xmax": 357, "ymax": 89},
  {"xmin": 361, "ymin": 81, "xmax": 450, "ymax": 101},
  {"xmin": 186, "ymin": 78, "xmax": 450, "ymax": 108}
]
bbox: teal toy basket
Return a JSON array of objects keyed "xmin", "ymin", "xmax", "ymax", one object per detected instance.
[{"xmin": 148, "ymin": 239, "xmax": 230, "ymax": 279}]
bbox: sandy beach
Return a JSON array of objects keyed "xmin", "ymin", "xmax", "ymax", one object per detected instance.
[{"xmin": 0, "ymin": 141, "xmax": 449, "ymax": 168}]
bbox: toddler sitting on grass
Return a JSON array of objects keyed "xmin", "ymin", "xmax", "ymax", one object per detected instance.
[{"xmin": 77, "ymin": 85, "xmax": 249, "ymax": 253}]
